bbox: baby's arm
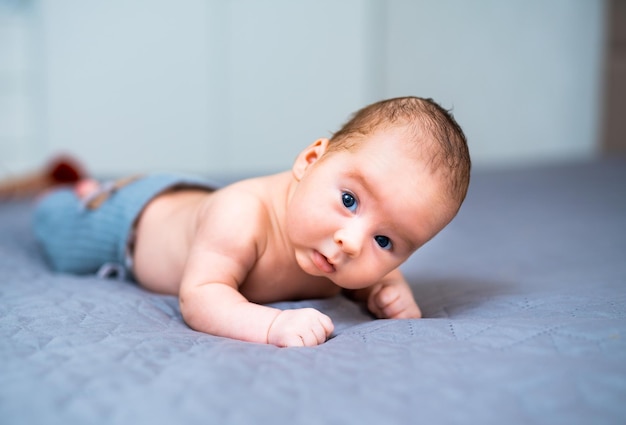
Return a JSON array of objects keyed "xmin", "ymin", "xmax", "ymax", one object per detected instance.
[
  {"xmin": 346, "ymin": 269, "xmax": 422, "ymax": 319},
  {"xmin": 180, "ymin": 264, "xmax": 332, "ymax": 346},
  {"xmin": 178, "ymin": 191, "xmax": 333, "ymax": 347}
]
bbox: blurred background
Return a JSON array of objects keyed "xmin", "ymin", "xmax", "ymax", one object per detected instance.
[{"xmin": 0, "ymin": 0, "xmax": 622, "ymax": 179}]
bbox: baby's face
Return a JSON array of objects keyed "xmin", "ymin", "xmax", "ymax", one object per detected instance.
[{"xmin": 286, "ymin": 128, "xmax": 457, "ymax": 289}]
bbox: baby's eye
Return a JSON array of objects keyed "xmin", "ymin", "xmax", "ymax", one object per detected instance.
[
  {"xmin": 375, "ymin": 235, "xmax": 392, "ymax": 250},
  {"xmin": 342, "ymin": 192, "xmax": 357, "ymax": 212}
]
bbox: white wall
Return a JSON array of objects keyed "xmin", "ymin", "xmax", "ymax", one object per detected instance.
[
  {"xmin": 384, "ymin": 0, "xmax": 606, "ymax": 167},
  {"xmin": 40, "ymin": 0, "xmax": 215, "ymax": 175},
  {"xmin": 211, "ymin": 0, "xmax": 377, "ymax": 174},
  {"xmin": 0, "ymin": 1, "xmax": 40, "ymax": 176},
  {"xmin": 0, "ymin": 0, "xmax": 607, "ymax": 178}
]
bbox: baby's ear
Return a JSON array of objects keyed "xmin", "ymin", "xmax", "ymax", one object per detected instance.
[{"xmin": 292, "ymin": 138, "xmax": 329, "ymax": 181}]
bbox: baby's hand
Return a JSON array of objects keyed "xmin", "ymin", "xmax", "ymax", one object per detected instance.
[
  {"xmin": 368, "ymin": 281, "xmax": 422, "ymax": 320},
  {"xmin": 267, "ymin": 308, "xmax": 334, "ymax": 347}
]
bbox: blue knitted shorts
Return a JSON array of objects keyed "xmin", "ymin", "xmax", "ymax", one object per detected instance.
[{"xmin": 33, "ymin": 173, "xmax": 219, "ymax": 281}]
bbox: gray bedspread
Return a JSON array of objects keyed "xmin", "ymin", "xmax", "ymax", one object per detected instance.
[{"xmin": 1, "ymin": 159, "xmax": 625, "ymax": 425}]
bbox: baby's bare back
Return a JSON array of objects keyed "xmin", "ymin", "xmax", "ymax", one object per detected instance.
[{"xmin": 132, "ymin": 188, "xmax": 210, "ymax": 294}]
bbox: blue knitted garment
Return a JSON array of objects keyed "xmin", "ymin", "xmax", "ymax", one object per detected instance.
[{"xmin": 32, "ymin": 174, "xmax": 218, "ymax": 279}]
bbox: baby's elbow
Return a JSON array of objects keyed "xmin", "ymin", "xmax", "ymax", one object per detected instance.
[{"xmin": 178, "ymin": 290, "xmax": 202, "ymax": 330}]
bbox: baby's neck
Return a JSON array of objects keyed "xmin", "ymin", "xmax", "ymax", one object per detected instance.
[{"xmin": 261, "ymin": 171, "xmax": 295, "ymax": 230}]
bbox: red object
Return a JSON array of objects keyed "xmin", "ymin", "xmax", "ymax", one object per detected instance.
[{"xmin": 46, "ymin": 155, "xmax": 86, "ymax": 184}]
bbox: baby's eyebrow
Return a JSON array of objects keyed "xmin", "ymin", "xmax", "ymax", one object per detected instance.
[{"xmin": 345, "ymin": 170, "xmax": 381, "ymax": 204}]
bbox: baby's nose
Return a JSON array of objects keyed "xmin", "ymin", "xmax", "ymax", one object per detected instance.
[{"xmin": 334, "ymin": 226, "xmax": 363, "ymax": 257}]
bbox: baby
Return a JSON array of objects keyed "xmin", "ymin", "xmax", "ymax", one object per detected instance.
[{"xmin": 33, "ymin": 96, "xmax": 471, "ymax": 347}]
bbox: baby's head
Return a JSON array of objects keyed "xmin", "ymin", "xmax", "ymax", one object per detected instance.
[
  {"xmin": 327, "ymin": 96, "xmax": 471, "ymax": 213},
  {"xmin": 287, "ymin": 96, "xmax": 470, "ymax": 289}
]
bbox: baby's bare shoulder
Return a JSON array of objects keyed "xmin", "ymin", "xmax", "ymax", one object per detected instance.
[
  {"xmin": 205, "ymin": 178, "xmax": 269, "ymax": 214},
  {"xmin": 193, "ymin": 178, "xmax": 274, "ymax": 249}
]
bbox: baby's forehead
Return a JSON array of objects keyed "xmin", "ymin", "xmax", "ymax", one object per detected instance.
[
  {"xmin": 343, "ymin": 145, "xmax": 449, "ymax": 201},
  {"xmin": 354, "ymin": 128, "xmax": 439, "ymax": 170},
  {"xmin": 350, "ymin": 141, "xmax": 458, "ymax": 211}
]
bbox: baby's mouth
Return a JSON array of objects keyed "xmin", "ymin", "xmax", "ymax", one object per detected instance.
[{"xmin": 312, "ymin": 250, "xmax": 336, "ymax": 273}]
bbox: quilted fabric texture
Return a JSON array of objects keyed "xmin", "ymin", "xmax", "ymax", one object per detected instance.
[{"xmin": 1, "ymin": 159, "xmax": 625, "ymax": 425}]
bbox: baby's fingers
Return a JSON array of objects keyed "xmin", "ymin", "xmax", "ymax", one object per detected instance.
[
  {"xmin": 299, "ymin": 313, "xmax": 333, "ymax": 346},
  {"xmin": 368, "ymin": 285, "xmax": 399, "ymax": 318},
  {"xmin": 319, "ymin": 312, "xmax": 334, "ymax": 338},
  {"xmin": 314, "ymin": 313, "xmax": 334, "ymax": 343},
  {"xmin": 370, "ymin": 285, "xmax": 422, "ymax": 319},
  {"xmin": 268, "ymin": 309, "xmax": 334, "ymax": 347}
]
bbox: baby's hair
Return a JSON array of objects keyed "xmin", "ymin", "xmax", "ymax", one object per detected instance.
[{"xmin": 328, "ymin": 96, "xmax": 471, "ymax": 206}]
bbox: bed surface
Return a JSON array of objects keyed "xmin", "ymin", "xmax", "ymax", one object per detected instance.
[{"xmin": 1, "ymin": 159, "xmax": 625, "ymax": 425}]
